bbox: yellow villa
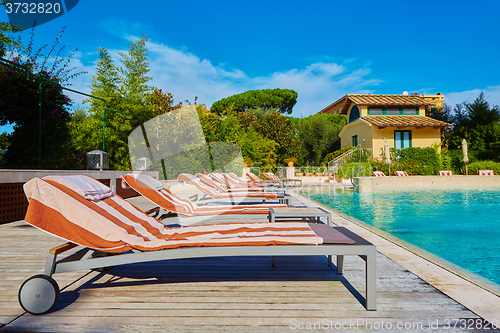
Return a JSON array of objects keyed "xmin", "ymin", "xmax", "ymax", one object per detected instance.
[{"xmin": 318, "ymin": 93, "xmax": 451, "ymax": 158}]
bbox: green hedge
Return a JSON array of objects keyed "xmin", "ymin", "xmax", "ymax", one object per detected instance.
[
  {"xmin": 392, "ymin": 147, "xmax": 439, "ymax": 175},
  {"xmin": 466, "ymin": 160, "xmax": 500, "ymax": 175}
]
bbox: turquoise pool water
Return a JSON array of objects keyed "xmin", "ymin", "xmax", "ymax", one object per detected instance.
[{"xmin": 302, "ymin": 187, "xmax": 500, "ymax": 286}]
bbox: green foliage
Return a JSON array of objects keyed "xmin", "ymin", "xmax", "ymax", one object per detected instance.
[
  {"xmin": 198, "ymin": 107, "xmax": 278, "ymax": 171},
  {"xmin": 446, "ymin": 93, "xmax": 500, "ymax": 161},
  {"xmin": 370, "ymin": 161, "xmax": 390, "ymax": 175},
  {"xmin": 0, "ymin": 131, "xmax": 10, "ymax": 150},
  {"xmin": 336, "ymin": 162, "xmax": 372, "ymax": 179},
  {"xmin": 0, "ymin": 28, "xmax": 82, "ymax": 169},
  {"xmin": 0, "ymin": 4, "xmax": 23, "ymax": 56},
  {"xmin": 237, "ymin": 109, "xmax": 301, "ymax": 165},
  {"xmin": 296, "ymin": 114, "xmax": 345, "ymax": 165},
  {"xmin": 211, "ymin": 88, "xmax": 298, "ymax": 115},
  {"xmin": 392, "ymin": 147, "xmax": 440, "ymax": 175},
  {"xmin": 467, "ymin": 160, "xmax": 500, "ymax": 175},
  {"xmin": 70, "ymin": 36, "xmax": 157, "ymax": 170}
]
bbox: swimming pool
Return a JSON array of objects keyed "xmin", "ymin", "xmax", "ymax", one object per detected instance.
[{"xmin": 301, "ymin": 187, "xmax": 500, "ymax": 287}]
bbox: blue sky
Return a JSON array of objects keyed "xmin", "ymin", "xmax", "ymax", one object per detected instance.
[{"xmin": 2, "ymin": 0, "xmax": 500, "ymax": 134}]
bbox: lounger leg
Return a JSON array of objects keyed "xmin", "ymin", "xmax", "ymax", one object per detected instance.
[
  {"xmin": 272, "ymin": 256, "xmax": 275, "ymax": 267},
  {"xmin": 336, "ymin": 255, "xmax": 344, "ymax": 274},
  {"xmin": 328, "ymin": 255, "xmax": 332, "ymax": 267},
  {"xmin": 44, "ymin": 253, "xmax": 57, "ymax": 276},
  {"xmin": 365, "ymin": 250, "xmax": 377, "ymax": 311}
]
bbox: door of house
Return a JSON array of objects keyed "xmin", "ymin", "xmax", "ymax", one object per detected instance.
[{"xmin": 394, "ymin": 130, "xmax": 411, "ymax": 149}]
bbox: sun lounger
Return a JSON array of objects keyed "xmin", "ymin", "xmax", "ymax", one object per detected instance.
[
  {"xmin": 372, "ymin": 171, "xmax": 386, "ymax": 177},
  {"xmin": 394, "ymin": 171, "xmax": 408, "ymax": 176},
  {"xmin": 263, "ymin": 172, "xmax": 302, "ymax": 187},
  {"xmin": 18, "ymin": 175, "xmax": 376, "ymax": 314},
  {"xmin": 246, "ymin": 172, "xmax": 272, "ymax": 184},
  {"xmin": 210, "ymin": 172, "xmax": 266, "ymax": 189},
  {"xmin": 178, "ymin": 173, "xmax": 289, "ymax": 203},
  {"xmin": 439, "ymin": 170, "xmax": 453, "ymax": 176},
  {"xmin": 121, "ymin": 174, "xmax": 287, "ymax": 217},
  {"xmin": 226, "ymin": 173, "xmax": 267, "ymax": 188},
  {"xmin": 479, "ymin": 170, "xmax": 494, "ymax": 176},
  {"xmin": 202, "ymin": 173, "xmax": 264, "ymax": 192}
]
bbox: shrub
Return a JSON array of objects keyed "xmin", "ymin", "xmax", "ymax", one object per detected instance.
[
  {"xmin": 371, "ymin": 161, "xmax": 390, "ymax": 175},
  {"xmin": 392, "ymin": 147, "xmax": 440, "ymax": 175},
  {"xmin": 336, "ymin": 162, "xmax": 373, "ymax": 179},
  {"xmin": 445, "ymin": 149, "xmax": 478, "ymax": 174},
  {"xmin": 466, "ymin": 161, "xmax": 500, "ymax": 175}
]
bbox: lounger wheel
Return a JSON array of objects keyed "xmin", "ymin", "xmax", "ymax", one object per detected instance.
[{"xmin": 18, "ymin": 274, "xmax": 60, "ymax": 315}]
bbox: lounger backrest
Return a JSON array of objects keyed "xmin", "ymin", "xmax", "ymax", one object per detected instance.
[
  {"xmin": 479, "ymin": 170, "xmax": 494, "ymax": 176},
  {"xmin": 121, "ymin": 174, "xmax": 197, "ymax": 216},
  {"xmin": 372, "ymin": 171, "xmax": 385, "ymax": 177},
  {"xmin": 24, "ymin": 176, "xmax": 322, "ymax": 252},
  {"xmin": 246, "ymin": 172, "xmax": 262, "ymax": 182},
  {"xmin": 228, "ymin": 173, "xmax": 244, "ymax": 183},
  {"xmin": 209, "ymin": 173, "xmax": 232, "ymax": 187},
  {"xmin": 439, "ymin": 171, "xmax": 453, "ymax": 176},
  {"xmin": 394, "ymin": 171, "xmax": 408, "ymax": 176},
  {"xmin": 177, "ymin": 173, "xmax": 222, "ymax": 198},
  {"xmin": 264, "ymin": 172, "xmax": 280, "ymax": 181},
  {"xmin": 197, "ymin": 173, "xmax": 227, "ymax": 191}
]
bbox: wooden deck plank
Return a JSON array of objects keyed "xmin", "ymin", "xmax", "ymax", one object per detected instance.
[{"xmin": 0, "ymin": 201, "xmax": 487, "ymax": 332}]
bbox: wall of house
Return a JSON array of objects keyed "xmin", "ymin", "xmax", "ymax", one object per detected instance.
[
  {"xmin": 339, "ymin": 121, "xmax": 373, "ymax": 149},
  {"xmin": 418, "ymin": 105, "xmax": 426, "ymax": 116},
  {"xmin": 371, "ymin": 126, "xmax": 442, "ymax": 159},
  {"xmin": 346, "ymin": 105, "xmax": 369, "ymax": 123}
]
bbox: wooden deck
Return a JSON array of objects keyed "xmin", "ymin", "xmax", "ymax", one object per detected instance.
[{"xmin": 0, "ymin": 195, "xmax": 487, "ymax": 332}]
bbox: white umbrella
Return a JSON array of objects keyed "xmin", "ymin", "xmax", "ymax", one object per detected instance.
[
  {"xmin": 462, "ymin": 139, "xmax": 469, "ymax": 175},
  {"xmin": 384, "ymin": 141, "xmax": 391, "ymax": 164}
]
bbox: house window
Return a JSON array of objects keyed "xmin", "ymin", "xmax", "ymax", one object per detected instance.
[
  {"xmin": 352, "ymin": 135, "xmax": 358, "ymax": 147},
  {"xmin": 368, "ymin": 107, "xmax": 418, "ymax": 115},
  {"xmin": 368, "ymin": 108, "xmax": 383, "ymax": 115},
  {"xmin": 403, "ymin": 108, "xmax": 418, "ymax": 115},
  {"xmin": 386, "ymin": 108, "xmax": 400, "ymax": 115},
  {"xmin": 394, "ymin": 130, "xmax": 411, "ymax": 149},
  {"xmin": 348, "ymin": 105, "xmax": 360, "ymax": 123}
]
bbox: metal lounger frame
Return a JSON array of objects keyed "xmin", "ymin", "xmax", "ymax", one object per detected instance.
[{"xmin": 43, "ymin": 240, "xmax": 376, "ymax": 311}]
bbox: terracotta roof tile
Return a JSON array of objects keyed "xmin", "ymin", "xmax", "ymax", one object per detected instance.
[
  {"xmin": 349, "ymin": 94, "xmax": 432, "ymax": 106},
  {"xmin": 361, "ymin": 115, "xmax": 451, "ymax": 128},
  {"xmin": 319, "ymin": 94, "xmax": 433, "ymax": 115}
]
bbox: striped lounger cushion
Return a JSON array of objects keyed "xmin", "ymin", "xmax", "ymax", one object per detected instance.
[
  {"xmin": 23, "ymin": 176, "xmax": 323, "ymax": 253},
  {"xmin": 122, "ymin": 174, "xmax": 285, "ymax": 216}
]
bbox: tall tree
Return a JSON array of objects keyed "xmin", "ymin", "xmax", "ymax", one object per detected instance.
[
  {"xmin": 70, "ymin": 36, "xmax": 159, "ymax": 170},
  {"xmin": 447, "ymin": 93, "xmax": 500, "ymax": 160},
  {"xmin": 119, "ymin": 36, "xmax": 151, "ymax": 113},
  {"xmin": 237, "ymin": 109, "xmax": 302, "ymax": 165},
  {"xmin": 211, "ymin": 88, "xmax": 298, "ymax": 115},
  {"xmin": 295, "ymin": 114, "xmax": 345, "ymax": 165}
]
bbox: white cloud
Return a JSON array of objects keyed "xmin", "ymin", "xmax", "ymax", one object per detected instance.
[
  {"xmin": 445, "ymin": 85, "xmax": 500, "ymax": 107},
  {"xmin": 66, "ymin": 38, "xmax": 382, "ymax": 117},
  {"xmin": 145, "ymin": 40, "xmax": 381, "ymax": 117}
]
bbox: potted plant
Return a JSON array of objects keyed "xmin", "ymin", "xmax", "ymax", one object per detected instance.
[
  {"xmin": 243, "ymin": 158, "xmax": 252, "ymax": 168},
  {"xmin": 305, "ymin": 166, "xmax": 313, "ymax": 177},
  {"xmin": 283, "ymin": 157, "xmax": 298, "ymax": 167}
]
